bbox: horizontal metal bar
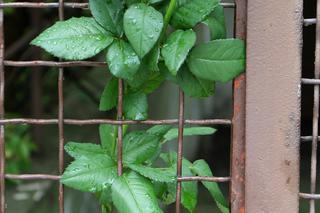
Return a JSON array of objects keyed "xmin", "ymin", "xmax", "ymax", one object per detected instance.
[
  {"xmin": 0, "ymin": 2, "xmax": 89, "ymax": 9},
  {"xmin": 0, "ymin": 2, "xmax": 235, "ymax": 9},
  {"xmin": 304, "ymin": 18, "xmax": 316, "ymax": 26},
  {"xmin": 178, "ymin": 176, "xmax": 230, "ymax": 182},
  {"xmin": 301, "ymin": 136, "xmax": 320, "ymax": 142},
  {"xmin": 4, "ymin": 60, "xmax": 106, "ymax": 68},
  {"xmin": 1, "ymin": 119, "xmax": 57, "ymax": 124},
  {"xmin": 299, "ymin": 193, "xmax": 320, "ymax": 200},
  {"xmin": 0, "ymin": 118, "xmax": 232, "ymax": 126},
  {"xmin": 4, "ymin": 174, "xmax": 231, "ymax": 182},
  {"xmin": 5, "ymin": 174, "xmax": 60, "ymax": 180},
  {"xmin": 301, "ymin": 78, "xmax": 320, "ymax": 85}
]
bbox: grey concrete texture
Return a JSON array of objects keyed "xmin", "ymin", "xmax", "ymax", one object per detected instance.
[{"xmin": 245, "ymin": 0, "xmax": 303, "ymax": 212}]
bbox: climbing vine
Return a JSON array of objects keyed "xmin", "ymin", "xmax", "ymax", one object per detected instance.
[{"xmin": 31, "ymin": 0, "xmax": 245, "ymax": 212}]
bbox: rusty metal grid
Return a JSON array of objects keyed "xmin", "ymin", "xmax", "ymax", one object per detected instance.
[
  {"xmin": 0, "ymin": 1, "xmax": 246, "ymax": 213},
  {"xmin": 300, "ymin": 0, "xmax": 320, "ymax": 213}
]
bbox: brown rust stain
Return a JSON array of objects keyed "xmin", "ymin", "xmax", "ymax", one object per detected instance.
[
  {"xmin": 234, "ymin": 75, "xmax": 245, "ymax": 89},
  {"xmin": 234, "ymin": 104, "xmax": 241, "ymax": 114},
  {"xmin": 239, "ymin": 207, "xmax": 245, "ymax": 213}
]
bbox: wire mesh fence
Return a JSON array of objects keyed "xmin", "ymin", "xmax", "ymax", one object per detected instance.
[
  {"xmin": 300, "ymin": 0, "xmax": 320, "ymax": 213},
  {"xmin": 0, "ymin": 1, "xmax": 246, "ymax": 213}
]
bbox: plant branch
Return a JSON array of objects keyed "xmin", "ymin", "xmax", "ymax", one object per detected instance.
[{"xmin": 159, "ymin": 0, "xmax": 177, "ymax": 43}]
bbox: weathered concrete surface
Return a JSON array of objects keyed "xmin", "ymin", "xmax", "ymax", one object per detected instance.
[{"xmin": 246, "ymin": 0, "xmax": 302, "ymax": 212}]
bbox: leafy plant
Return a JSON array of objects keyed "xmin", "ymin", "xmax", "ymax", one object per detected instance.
[
  {"xmin": 61, "ymin": 124, "xmax": 228, "ymax": 212},
  {"xmin": 31, "ymin": 0, "xmax": 245, "ymax": 121},
  {"xmin": 31, "ymin": 0, "xmax": 246, "ymax": 212}
]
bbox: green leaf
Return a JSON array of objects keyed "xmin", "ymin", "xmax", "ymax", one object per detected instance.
[
  {"xmin": 122, "ymin": 131, "xmax": 161, "ymax": 164},
  {"xmin": 171, "ymin": 0, "xmax": 219, "ymax": 29},
  {"xmin": 187, "ymin": 39, "xmax": 246, "ymax": 83},
  {"xmin": 99, "ymin": 124, "xmax": 117, "ymax": 156},
  {"xmin": 149, "ymin": 0, "xmax": 164, "ymax": 4},
  {"xmin": 123, "ymin": 90, "xmax": 148, "ymax": 120},
  {"xmin": 162, "ymin": 30, "xmax": 196, "ymax": 75},
  {"xmin": 99, "ymin": 77, "xmax": 118, "ymax": 111},
  {"xmin": 177, "ymin": 0, "xmax": 191, "ymax": 7},
  {"xmin": 146, "ymin": 47, "xmax": 160, "ymax": 72},
  {"xmin": 142, "ymin": 71, "xmax": 165, "ymax": 94},
  {"xmin": 153, "ymin": 181, "xmax": 168, "ymax": 200},
  {"xmin": 127, "ymin": 164, "xmax": 176, "ymax": 182},
  {"xmin": 61, "ymin": 155, "xmax": 117, "ymax": 193},
  {"xmin": 203, "ymin": 5, "xmax": 227, "ymax": 40},
  {"xmin": 160, "ymin": 152, "xmax": 197, "ymax": 212},
  {"xmin": 64, "ymin": 142, "xmax": 106, "ymax": 159},
  {"xmin": 126, "ymin": 64, "xmax": 150, "ymax": 89},
  {"xmin": 31, "ymin": 17, "xmax": 113, "ymax": 60},
  {"xmin": 125, "ymin": 0, "xmax": 139, "ymax": 6},
  {"xmin": 89, "ymin": 0, "xmax": 123, "ymax": 36},
  {"xmin": 164, "ymin": 127, "xmax": 216, "ymax": 142},
  {"xmin": 173, "ymin": 64, "xmax": 215, "ymax": 98},
  {"xmin": 124, "ymin": 3, "xmax": 164, "ymax": 58},
  {"xmin": 191, "ymin": 160, "xmax": 229, "ymax": 213},
  {"xmin": 96, "ymin": 187, "xmax": 112, "ymax": 206},
  {"xmin": 112, "ymin": 171, "xmax": 163, "ymax": 213},
  {"xmin": 106, "ymin": 40, "xmax": 140, "ymax": 80},
  {"xmin": 147, "ymin": 125, "xmax": 173, "ymax": 138},
  {"xmin": 143, "ymin": 125, "xmax": 173, "ymax": 164},
  {"xmin": 127, "ymin": 63, "xmax": 165, "ymax": 94}
]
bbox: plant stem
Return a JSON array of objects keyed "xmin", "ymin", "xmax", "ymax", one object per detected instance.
[
  {"xmin": 101, "ymin": 204, "xmax": 113, "ymax": 213},
  {"xmin": 159, "ymin": 0, "xmax": 177, "ymax": 43},
  {"xmin": 101, "ymin": 205, "xmax": 107, "ymax": 213}
]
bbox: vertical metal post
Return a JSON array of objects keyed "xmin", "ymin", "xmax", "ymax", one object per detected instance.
[
  {"xmin": 117, "ymin": 79, "xmax": 123, "ymax": 176},
  {"xmin": 245, "ymin": 0, "xmax": 302, "ymax": 212},
  {"xmin": 175, "ymin": 89, "xmax": 185, "ymax": 213},
  {"xmin": 58, "ymin": 0, "xmax": 64, "ymax": 212},
  {"xmin": 231, "ymin": 0, "xmax": 247, "ymax": 212},
  {"xmin": 0, "ymin": 0, "xmax": 4, "ymax": 210},
  {"xmin": 310, "ymin": 1, "xmax": 320, "ymax": 212}
]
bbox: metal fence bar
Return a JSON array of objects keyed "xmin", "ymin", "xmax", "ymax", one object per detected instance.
[
  {"xmin": 175, "ymin": 89, "xmax": 185, "ymax": 213},
  {"xmin": 117, "ymin": 79, "xmax": 123, "ymax": 176},
  {"xmin": 0, "ymin": 0, "xmax": 4, "ymax": 210},
  {"xmin": 3, "ymin": 174, "xmax": 231, "ymax": 182},
  {"xmin": 0, "ymin": 2, "xmax": 235, "ymax": 9},
  {"xmin": 231, "ymin": 0, "xmax": 247, "ymax": 212},
  {"xmin": 0, "ymin": 1, "xmax": 242, "ymax": 212},
  {"xmin": 301, "ymin": 136, "xmax": 320, "ymax": 142},
  {"xmin": 0, "ymin": 2, "xmax": 89, "ymax": 9},
  {"xmin": 300, "ymin": 193, "xmax": 320, "ymax": 200},
  {"xmin": 58, "ymin": 0, "xmax": 65, "ymax": 212},
  {"xmin": 0, "ymin": 118, "xmax": 232, "ymax": 125},
  {"xmin": 245, "ymin": 0, "xmax": 302, "ymax": 212},
  {"xmin": 177, "ymin": 176, "xmax": 230, "ymax": 182},
  {"xmin": 5, "ymin": 174, "xmax": 60, "ymax": 180},
  {"xmin": 302, "ymin": 78, "xmax": 320, "ymax": 85},
  {"xmin": 3, "ymin": 60, "xmax": 107, "ymax": 68},
  {"xmin": 305, "ymin": 18, "xmax": 317, "ymax": 26},
  {"xmin": 309, "ymin": 1, "xmax": 320, "ymax": 212}
]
